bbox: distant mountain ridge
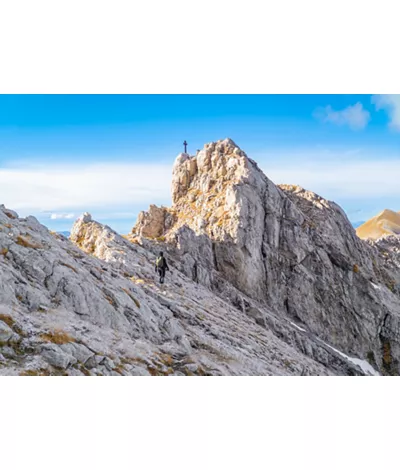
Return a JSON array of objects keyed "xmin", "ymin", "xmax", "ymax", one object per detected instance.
[{"xmin": 356, "ymin": 209, "xmax": 400, "ymax": 240}]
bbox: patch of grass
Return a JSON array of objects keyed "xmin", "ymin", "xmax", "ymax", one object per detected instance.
[
  {"xmin": 157, "ymin": 353, "xmax": 174, "ymax": 367},
  {"xmin": 0, "ymin": 247, "xmax": 8, "ymax": 256},
  {"xmin": 353, "ymin": 264, "xmax": 359, "ymax": 274},
  {"xmin": 103, "ymin": 289, "xmax": 119, "ymax": 309},
  {"xmin": 121, "ymin": 288, "xmax": 141, "ymax": 308},
  {"xmin": 113, "ymin": 365, "xmax": 126, "ymax": 375},
  {"xmin": 16, "ymin": 235, "xmax": 43, "ymax": 249},
  {"xmin": 283, "ymin": 359, "xmax": 292, "ymax": 369},
  {"xmin": 78, "ymin": 364, "xmax": 91, "ymax": 376},
  {"xmin": 0, "ymin": 313, "xmax": 15, "ymax": 328},
  {"xmin": 59, "ymin": 262, "xmax": 78, "ymax": 273},
  {"xmin": 382, "ymin": 340, "xmax": 392, "ymax": 373},
  {"xmin": 19, "ymin": 369, "xmax": 50, "ymax": 376},
  {"xmin": 40, "ymin": 329, "xmax": 75, "ymax": 345}
]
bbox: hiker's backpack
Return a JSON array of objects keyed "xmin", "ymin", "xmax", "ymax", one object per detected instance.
[{"xmin": 156, "ymin": 256, "xmax": 165, "ymax": 268}]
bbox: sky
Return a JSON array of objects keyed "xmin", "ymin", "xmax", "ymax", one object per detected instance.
[{"xmin": 0, "ymin": 94, "xmax": 399, "ymax": 233}]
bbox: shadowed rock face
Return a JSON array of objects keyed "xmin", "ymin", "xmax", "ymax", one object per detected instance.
[{"xmin": 134, "ymin": 138, "xmax": 400, "ymax": 375}]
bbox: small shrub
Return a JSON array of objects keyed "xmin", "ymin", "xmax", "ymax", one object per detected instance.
[
  {"xmin": 353, "ymin": 264, "xmax": 359, "ymax": 273},
  {"xmin": 387, "ymin": 280, "xmax": 396, "ymax": 292}
]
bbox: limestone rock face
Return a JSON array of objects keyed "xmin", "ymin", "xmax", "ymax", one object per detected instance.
[
  {"xmin": 4, "ymin": 138, "xmax": 400, "ymax": 375},
  {"xmin": 0, "ymin": 203, "xmax": 373, "ymax": 376},
  {"xmin": 132, "ymin": 205, "xmax": 174, "ymax": 239},
  {"xmin": 135, "ymin": 138, "xmax": 400, "ymax": 375}
]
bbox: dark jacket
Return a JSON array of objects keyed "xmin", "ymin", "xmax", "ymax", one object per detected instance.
[{"xmin": 155, "ymin": 256, "xmax": 169, "ymax": 272}]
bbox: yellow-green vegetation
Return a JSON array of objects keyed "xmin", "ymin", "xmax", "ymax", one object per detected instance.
[
  {"xmin": 387, "ymin": 279, "xmax": 396, "ymax": 292},
  {"xmin": 353, "ymin": 264, "xmax": 359, "ymax": 273},
  {"xmin": 1, "ymin": 247, "xmax": 9, "ymax": 256},
  {"xmin": 40, "ymin": 329, "xmax": 75, "ymax": 345},
  {"xmin": 130, "ymin": 276, "xmax": 145, "ymax": 285}
]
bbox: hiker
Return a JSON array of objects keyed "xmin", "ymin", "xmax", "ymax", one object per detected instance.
[{"xmin": 155, "ymin": 251, "xmax": 169, "ymax": 284}]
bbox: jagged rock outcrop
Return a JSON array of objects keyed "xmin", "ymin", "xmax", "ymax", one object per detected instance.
[{"xmin": 134, "ymin": 138, "xmax": 400, "ymax": 374}]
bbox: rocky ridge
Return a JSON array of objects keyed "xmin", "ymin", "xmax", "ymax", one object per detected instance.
[
  {"xmin": 1, "ymin": 138, "xmax": 400, "ymax": 375},
  {"xmin": 0, "ymin": 204, "xmax": 365, "ymax": 376},
  {"xmin": 133, "ymin": 138, "xmax": 400, "ymax": 375},
  {"xmin": 357, "ymin": 209, "xmax": 400, "ymax": 240}
]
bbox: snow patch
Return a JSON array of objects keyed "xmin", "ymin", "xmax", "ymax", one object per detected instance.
[
  {"xmin": 371, "ymin": 283, "xmax": 382, "ymax": 291},
  {"xmin": 290, "ymin": 321, "xmax": 306, "ymax": 333},
  {"xmin": 322, "ymin": 341, "xmax": 379, "ymax": 376}
]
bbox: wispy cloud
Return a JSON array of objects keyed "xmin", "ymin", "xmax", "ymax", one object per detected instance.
[
  {"xmin": 0, "ymin": 162, "xmax": 172, "ymax": 217},
  {"xmin": 263, "ymin": 157, "xmax": 400, "ymax": 199},
  {"xmin": 314, "ymin": 102, "xmax": 370, "ymax": 130},
  {"xmin": 372, "ymin": 94, "xmax": 400, "ymax": 130},
  {"xmin": 50, "ymin": 213, "xmax": 75, "ymax": 220}
]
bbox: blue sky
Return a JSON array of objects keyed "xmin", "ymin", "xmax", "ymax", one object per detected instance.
[{"xmin": 0, "ymin": 94, "xmax": 399, "ymax": 233}]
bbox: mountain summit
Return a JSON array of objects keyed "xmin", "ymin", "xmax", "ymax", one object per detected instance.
[
  {"xmin": 2, "ymin": 139, "xmax": 400, "ymax": 375},
  {"xmin": 356, "ymin": 209, "xmax": 400, "ymax": 240}
]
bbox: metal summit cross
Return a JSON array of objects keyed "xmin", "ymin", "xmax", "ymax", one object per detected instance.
[{"xmin": 183, "ymin": 140, "xmax": 188, "ymax": 153}]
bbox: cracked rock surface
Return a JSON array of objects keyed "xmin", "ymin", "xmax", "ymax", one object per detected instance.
[{"xmin": 2, "ymin": 138, "xmax": 400, "ymax": 375}]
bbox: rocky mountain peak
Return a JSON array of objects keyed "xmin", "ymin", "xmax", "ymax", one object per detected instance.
[
  {"xmin": 357, "ymin": 208, "xmax": 400, "ymax": 240},
  {"xmin": 4, "ymin": 139, "xmax": 400, "ymax": 375},
  {"xmin": 131, "ymin": 139, "xmax": 400, "ymax": 375},
  {"xmin": 171, "ymin": 137, "xmax": 256, "ymax": 206}
]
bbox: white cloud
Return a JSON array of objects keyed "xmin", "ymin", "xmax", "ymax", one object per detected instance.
[
  {"xmin": 0, "ymin": 162, "xmax": 172, "ymax": 216},
  {"xmin": 314, "ymin": 102, "xmax": 370, "ymax": 130},
  {"xmin": 50, "ymin": 213, "xmax": 75, "ymax": 220},
  {"xmin": 372, "ymin": 94, "xmax": 400, "ymax": 130},
  {"xmin": 2, "ymin": 154, "xmax": 400, "ymax": 229},
  {"xmin": 262, "ymin": 157, "xmax": 400, "ymax": 199}
]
